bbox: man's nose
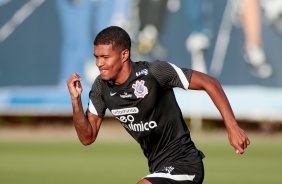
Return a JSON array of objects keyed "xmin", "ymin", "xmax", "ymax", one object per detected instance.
[{"xmin": 96, "ymin": 58, "xmax": 104, "ymax": 67}]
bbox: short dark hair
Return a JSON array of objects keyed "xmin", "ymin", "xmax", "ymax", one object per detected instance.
[{"xmin": 94, "ymin": 26, "xmax": 131, "ymax": 52}]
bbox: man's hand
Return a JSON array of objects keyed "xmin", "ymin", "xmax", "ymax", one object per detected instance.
[
  {"xmin": 67, "ymin": 72, "xmax": 83, "ymax": 99},
  {"xmin": 228, "ymin": 126, "xmax": 250, "ymax": 154}
]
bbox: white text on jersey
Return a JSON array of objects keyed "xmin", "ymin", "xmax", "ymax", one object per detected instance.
[
  {"xmin": 117, "ymin": 114, "xmax": 157, "ymax": 132},
  {"xmin": 136, "ymin": 69, "xmax": 148, "ymax": 76},
  {"xmin": 111, "ymin": 107, "xmax": 139, "ymax": 116}
]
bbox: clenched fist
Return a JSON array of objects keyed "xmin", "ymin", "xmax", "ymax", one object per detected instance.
[{"xmin": 67, "ymin": 72, "xmax": 83, "ymax": 100}]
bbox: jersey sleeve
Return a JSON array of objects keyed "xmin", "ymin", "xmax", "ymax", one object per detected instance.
[
  {"xmin": 148, "ymin": 61, "xmax": 193, "ymax": 89},
  {"xmin": 86, "ymin": 76, "xmax": 107, "ymax": 118}
]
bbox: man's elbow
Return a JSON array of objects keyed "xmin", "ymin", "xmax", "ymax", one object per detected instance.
[
  {"xmin": 79, "ymin": 136, "xmax": 96, "ymax": 146},
  {"xmin": 212, "ymin": 77, "xmax": 221, "ymax": 85},
  {"xmin": 80, "ymin": 141, "xmax": 92, "ymax": 146},
  {"xmin": 207, "ymin": 77, "xmax": 222, "ymax": 90}
]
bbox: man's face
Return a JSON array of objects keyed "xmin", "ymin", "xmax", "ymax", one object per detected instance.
[{"xmin": 94, "ymin": 44, "xmax": 125, "ymax": 82}]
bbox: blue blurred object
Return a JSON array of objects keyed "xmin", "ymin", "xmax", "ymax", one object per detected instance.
[{"xmin": 0, "ymin": 0, "xmax": 281, "ymax": 121}]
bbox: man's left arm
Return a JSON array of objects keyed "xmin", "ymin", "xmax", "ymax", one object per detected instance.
[{"xmin": 188, "ymin": 70, "xmax": 250, "ymax": 154}]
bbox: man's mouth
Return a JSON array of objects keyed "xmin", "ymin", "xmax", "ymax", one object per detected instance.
[{"xmin": 99, "ymin": 69, "xmax": 107, "ymax": 74}]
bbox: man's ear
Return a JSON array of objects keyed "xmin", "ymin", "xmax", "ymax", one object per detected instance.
[{"xmin": 122, "ymin": 49, "xmax": 130, "ymax": 62}]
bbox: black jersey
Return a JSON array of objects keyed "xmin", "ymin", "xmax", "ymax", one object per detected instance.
[{"xmin": 87, "ymin": 61, "xmax": 204, "ymax": 172}]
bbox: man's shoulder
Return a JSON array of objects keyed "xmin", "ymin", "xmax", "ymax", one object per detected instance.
[
  {"xmin": 91, "ymin": 75, "xmax": 109, "ymax": 90},
  {"xmin": 93, "ymin": 75, "xmax": 103, "ymax": 85},
  {"xmin": 134, "ymin": 60, "xmax": 166, "ymax": 65},
  {"xmin": 134, "ymin": 60, "xmax": 169, "ymax": 70},
  {"xmin": 133, "ymin": 60, "xmax": 149, "ymax": 67}
]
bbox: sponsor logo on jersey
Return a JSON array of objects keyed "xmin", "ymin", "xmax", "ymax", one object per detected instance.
[
  {"xmin": 120, "ymin": 92, "xmax": 132, "ymax": 98},
  {"xmin": 111, "ymin": 107, "xmax": 139, "ymax": 116},
  {"xmin": 124, "ymin": 121, "xmax": 157, "ymax": 132},
  {"xmin": 132, "ymin": 80, "xmax": 148, "ymax": 98},
  {"xmin": 117, "ymin": 114, "xmax": 157, "ymax": 132},
  {"xmin": 136, "ymin": 69, "xmax": 148, "ymax": 76}
]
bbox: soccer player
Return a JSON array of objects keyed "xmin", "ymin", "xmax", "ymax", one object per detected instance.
[{"xmin": 67, "ymin": 26, "xmax": 250, "ymax": 184}]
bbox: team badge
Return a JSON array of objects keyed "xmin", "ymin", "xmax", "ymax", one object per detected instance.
[{"xmin": 132, "ymin": 80, "xmax": 148, "ymax": 98}]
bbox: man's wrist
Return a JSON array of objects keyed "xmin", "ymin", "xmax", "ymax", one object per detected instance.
[{"xmin": 71, "ymin": 95, "xmax": 81, "ymax": 103}]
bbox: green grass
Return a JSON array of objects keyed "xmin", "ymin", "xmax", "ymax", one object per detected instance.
[
  {"xmin": 0, "ymin": 137, "xmax": 281, "ymax": 184},
  {"xmin": 197, "ymin": 140, "xmax": 282, "ymax": 184}
]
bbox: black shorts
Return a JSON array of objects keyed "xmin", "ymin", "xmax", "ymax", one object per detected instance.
[{"xmin": 143, "ymin": 161, "xmax": 204, "ymax": 184}]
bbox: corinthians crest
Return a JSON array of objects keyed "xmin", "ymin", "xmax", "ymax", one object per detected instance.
[{"xmin": 132, "ymin": 80, "xmax": 148, "ymax": 98}]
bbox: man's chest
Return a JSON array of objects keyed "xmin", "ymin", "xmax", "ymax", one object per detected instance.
[{"xmin": 103, "ymin": 74, "xmax": 160, "ymax": 112}]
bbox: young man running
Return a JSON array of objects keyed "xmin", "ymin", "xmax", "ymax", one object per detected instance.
[{"xmin": 67, "ymin": 26, "xmax": 250, "ymax": 184}]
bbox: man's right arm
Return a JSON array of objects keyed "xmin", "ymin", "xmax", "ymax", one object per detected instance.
[
  {"xmin": 72, "ymin": 97, "xmax": 102, "ymax": 145},
  {"xmin": 67, "ymin": 72, "xmax": 103, "ymax": 145}
]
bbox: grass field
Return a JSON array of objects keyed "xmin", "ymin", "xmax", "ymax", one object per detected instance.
[{"xmin": 0, "ymin": 126, "xmax": 282, "ymax": 184}]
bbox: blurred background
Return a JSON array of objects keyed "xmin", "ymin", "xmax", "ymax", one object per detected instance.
[
  {"xmin": 0, "ymin": 0, "xmax": 282, "ymax": 183},
  {"xmin": 0, "ymin": 0, "xmax": 282, "ymax": 122}
]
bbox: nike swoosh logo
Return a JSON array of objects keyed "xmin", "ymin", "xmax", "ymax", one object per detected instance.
[{"xmin": 110, "ymin": 92, "xmax": 117, "ymax": 96}]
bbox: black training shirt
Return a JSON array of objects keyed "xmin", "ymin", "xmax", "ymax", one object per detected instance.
[{"xmin": 87, "ymin": 61, "xmax": 204, "ymax": 172}]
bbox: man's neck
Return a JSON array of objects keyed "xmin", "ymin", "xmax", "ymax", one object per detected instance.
[{"xmin": 114, "ymin": 60, "xmax": 132, "ymax": 85}]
